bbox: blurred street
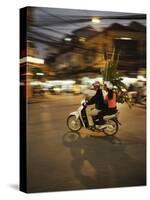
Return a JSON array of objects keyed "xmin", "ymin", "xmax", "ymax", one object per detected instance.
[
  {"xmin": 19, "ymin": 7, "xmax": 146, "ymax": 193},
  {"xmin": 27, "ymin": 95, "xmax": 146, "ymax": 192}
]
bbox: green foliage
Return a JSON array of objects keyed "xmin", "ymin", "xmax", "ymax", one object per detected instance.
[
  {"xmin": 101, "ymin": 49, "xmax": 131, "ymax": 108},
  {"xmin": 102, "ymin": 50, "xmax": 121, "ymax": 82}
]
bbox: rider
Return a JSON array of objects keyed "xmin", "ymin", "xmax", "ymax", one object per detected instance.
[{"xmin": 85, "ymin": 81, "xmax": 105, "ymax": 129}]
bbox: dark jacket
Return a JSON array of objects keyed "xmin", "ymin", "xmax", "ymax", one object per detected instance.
[{"xmin": 87, "ymin": 88, "xmax": 105, "ymax": 109}]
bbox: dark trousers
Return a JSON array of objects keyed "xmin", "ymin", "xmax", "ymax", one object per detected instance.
[{"xmin": 98, "ymin": 107, "xmax": 117, "ymax": 124}]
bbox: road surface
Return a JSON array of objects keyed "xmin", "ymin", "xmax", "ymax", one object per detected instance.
[{"xmin": 27, "ymin": 95, "xmax": 146, "ymax": 193}]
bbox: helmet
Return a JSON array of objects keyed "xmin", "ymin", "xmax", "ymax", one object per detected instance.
[
  {"xmin": 92, "ymin": 81, "xmax": 100, "ymax": 88},
  {"xmin": 112, "ymin": 85, "xmax": 117, "ymax": 90}
]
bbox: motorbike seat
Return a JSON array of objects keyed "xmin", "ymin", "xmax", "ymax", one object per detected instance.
[{"xmin": 103, "ymin": 111, "xmax": 118, "ymax": 120}]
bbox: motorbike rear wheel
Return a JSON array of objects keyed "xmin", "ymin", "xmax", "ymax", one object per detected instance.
[
  {"xmin": 67, "ymin": 115, "xmax": 81, "ymax": 132},
  {"xmin": 103, "ymin": 119, "xmax": 118, "ymax": 136}
]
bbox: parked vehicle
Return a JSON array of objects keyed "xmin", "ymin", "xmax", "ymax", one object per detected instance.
[{"xmin": 128, "ymin": 87, "xmax": 146, "ymax": 106}]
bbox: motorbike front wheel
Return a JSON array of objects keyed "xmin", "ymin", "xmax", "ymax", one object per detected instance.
[
  {"xmin": 103, "ymin": 119, "xmax": 118, "ymax": 136},
  {"xmin": 67, "ymin": 115, "xmax": 81, "ymax": 132}
]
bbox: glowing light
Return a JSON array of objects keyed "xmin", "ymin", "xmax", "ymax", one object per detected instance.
[
  {"xmin": 46, "ymin": 80, "xmax": 75, "ymax": 86},
  {"xmin": 79, "ymin": 37, "xmax": 86, "ymax": 42},
  {"xmin": 36, "ymin": 72, "xmax": 44, "ymax": 76},
  {"xmin": 30, "ymin": 81, "xmax": 45, "ymax": 86},
  {"xmin": 20, "ymin": 56, "xmax": 44, "ymax": 64},
  {"xmin": 121, "ymin": 77, "xmax": 137, "ymax": 86},
  {"xmin": 137, "ymin": 75, "xmax": 146, "ymax": 81},
  {"xmin": 119, "ymin": 37, "xmax": 132, "ymax": 40},
  {"xmin": 92, "ymin": 17, "xmax": 101, "ymax": 24},
  {"xmin": 64, "ymin": 37, "xmax": 72, "ymax": 42}
]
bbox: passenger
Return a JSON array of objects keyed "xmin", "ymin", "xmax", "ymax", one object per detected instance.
[
  {"xmin": 105, "ymin": 86, "xmax": 117, "ymax": 115},
  {"xmin": 98, "ymin": 83, "xmax": 117, "ymax": 124}
]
